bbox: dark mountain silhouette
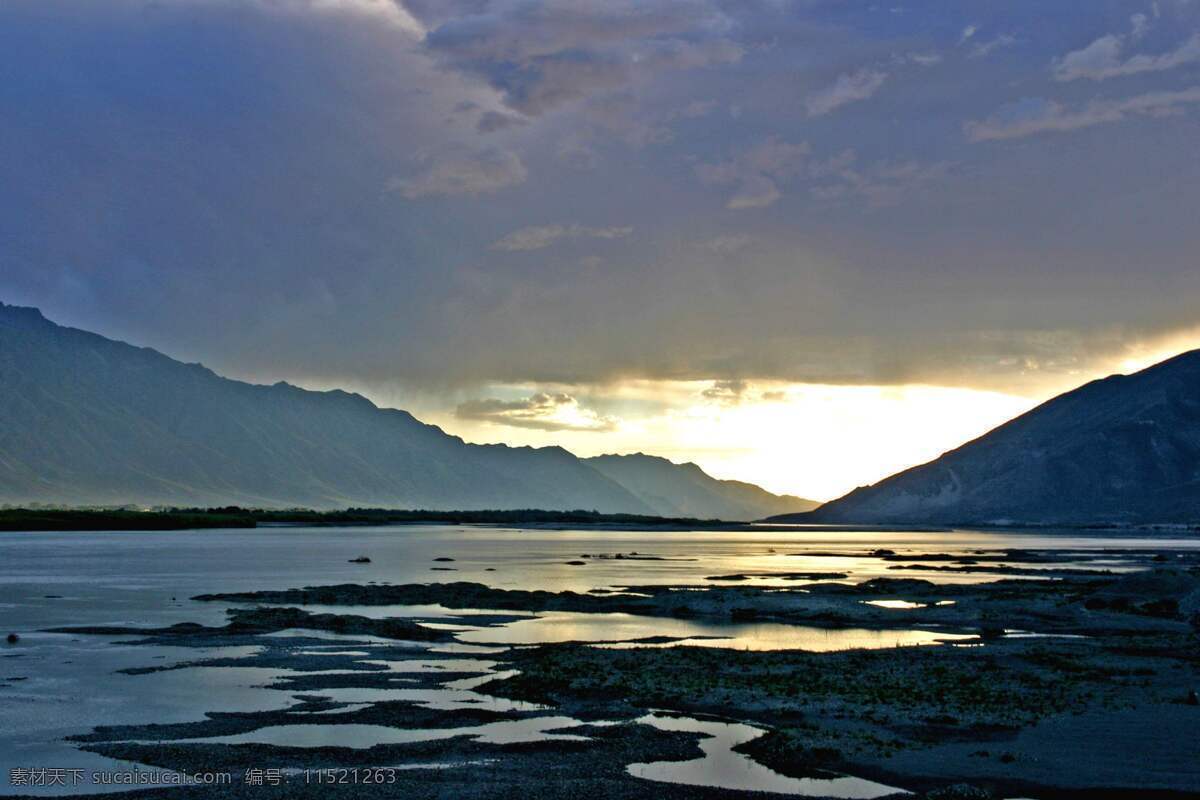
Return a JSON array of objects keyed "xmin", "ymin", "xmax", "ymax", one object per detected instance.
[
  {"xmin": 586, "ymin": 453, "xmax": 817, "ymax": 520},
  {"xmin": 775, "ymin": 350, "xmax": 1200, "ymax": 526},
  {"xmin": 0, "ymin": 303, "xmax": 800, "ymax": 518}
]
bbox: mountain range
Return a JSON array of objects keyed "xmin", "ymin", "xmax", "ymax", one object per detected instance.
[
  {"xmin": 0, "ymin": 302, "xmax": 813, "ymax": 519},
  {"xmin": 586, "ymin": 453, "xmax": 816, "ymax": 520},
  {"xmin": 778, "ymin": 349, "xmax": 1200, "ymax": 526}
]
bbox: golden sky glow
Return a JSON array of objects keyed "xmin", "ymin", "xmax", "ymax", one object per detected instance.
[
  {"xmin": 426, "ymin": 381, "xmax": 1036, "ymax": 502},
  {"xmin": 392, "ymin": 335, "xmax": 1200, "ymax": 503},
  {"xmin": 1112, "ymin": 326, "xmax": 1200, "ymax": 374},
  {"xmin": 299, "ymin": 333, "xmax": 1200, "ymax": 504}
]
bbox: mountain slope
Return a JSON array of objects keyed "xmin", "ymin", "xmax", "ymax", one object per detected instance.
[
  {"xmin": 785, "ymin": 350, "xmax": 1200, "ymax": 526},
  {"xmin": 586, "ymin": 453, "xmax": 818, "ymax": 521},
  {"xmin": 0, "ymin": 303, "xmax": 659, "ymax": 512}
]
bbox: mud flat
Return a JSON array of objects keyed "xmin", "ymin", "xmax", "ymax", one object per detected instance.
[{"xmin": 27, "ymin": 556, "xmax": 1200, "ymax": 800}]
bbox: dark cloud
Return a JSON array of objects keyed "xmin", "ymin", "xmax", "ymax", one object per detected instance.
[
  {"xmin": 455, "ymin": 393, "xmax": 616, "ymax": 431},
  {"xmin": 420, "ymin": 0, "xmax": 740, "ymax": 115},
  {"xmin": 477, "ymin": 110, "xmax": 528, "ymax": 133},
  {"xmin": 1, "ymin": 0, "xmax": 1199, "ymax": 401},
  {"xmin": 702, "ymin": 379, "xmax": 747, "ymax": 405}
]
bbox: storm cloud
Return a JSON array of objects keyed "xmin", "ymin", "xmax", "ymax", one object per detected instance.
[{"xmin": 2, "ymin": 0, "xmax": 1200, "ymax": 402}]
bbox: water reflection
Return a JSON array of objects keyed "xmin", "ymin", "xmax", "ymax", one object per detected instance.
[
  {"xmin": 628, "ymin": 714, "xmax": 906, "ymax": 798},
  {"xmin": 176, "ymin": 717, "xmax": 594, "ymax": 748},
  {"xmin": 457, "ymin": 611, "xmax": 974, "ymax": 651},
  {"xmin": 292, "ymin": 686, "xmax": 545, "ymax": 713},
  {"xmin": 2, "ymin": 526, "xmax": 1192, "ymax": 795}
]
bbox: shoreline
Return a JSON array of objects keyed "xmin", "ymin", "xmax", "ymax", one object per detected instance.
[
  {"xmin": 17, "ymin": 542, "xmax": 1199, "ymax": 799},
  {"xmin": 3, "ymin": 507, "xmax": 1198, "ymax": 534}
]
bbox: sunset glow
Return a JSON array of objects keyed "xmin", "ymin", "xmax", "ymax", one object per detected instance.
[{"xmin": 424, "ymin": 380, "xmax": 1037, "ymax": 500}]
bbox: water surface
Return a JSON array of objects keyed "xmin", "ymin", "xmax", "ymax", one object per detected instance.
[
  {"xmin": 2, "ymin": 525, "xmax": 1195, "ymax": 796},
  {"xmin": 628, "ymin": 714, "xmax": 906, "ymax": 799}
]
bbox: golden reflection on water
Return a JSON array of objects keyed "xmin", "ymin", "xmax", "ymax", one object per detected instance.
[
  {"xmin": 456, "ymin": 611, "xmax": 975, "ymax": 651},
  {"xmin": 862, "ymin": 599, "xmax": 926, "ymax": 609}
]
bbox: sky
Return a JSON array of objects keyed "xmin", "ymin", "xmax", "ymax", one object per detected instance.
[{"xmin": 2, "ymin": 0, "xmax": 1200, "ymax": 500}]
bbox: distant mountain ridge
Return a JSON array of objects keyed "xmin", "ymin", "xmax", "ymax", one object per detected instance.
[
  {"xmin": 0, "ymin": 303, "xmax": 808, "ymax": 519},
  {"xmin": 776, "ymin": 350, "xmax": 1200, "ymax": 526},
  {"xmin": 586, "ymin": 453, "xmax": 817, "ymax": 520}
]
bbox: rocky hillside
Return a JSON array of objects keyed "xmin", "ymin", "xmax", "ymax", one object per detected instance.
[
  {"xmin": 0, "ymin": 303, "xmax": 646, "ymax": 511},
  {"xmin": 0, "ymin": 303, "xmax": 803, "ymax": 518},
  {"xmin": 778, "ymin": 350, "xmax": 1200, "ymax": 526}
]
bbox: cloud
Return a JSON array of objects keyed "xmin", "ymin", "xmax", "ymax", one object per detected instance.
[
  {"xmin": 418, "ymin": 0, "xmax": 741, "ymax": 116},
  {"xmin": 490, "ymin": 223, "xmax": 634, "ymax": 251},
  {"xmin": 390, "ymin": 147, "xmax": 528, "ymax": 197},
  {"xmin": 725, "ymin": 174, "xmax": 781, "ymax": 209},
  {"xmin": 970, "ymin": 34, "xmax": 1016, "ymax": 59},
  {"xmin": 669, "ymin": 99, "xmax": 719, "ymax": 119},
  {"xmin": 806, "ymin": 69, "xmax": 888, "ymax": 117},
  {"xmin": 695, "ymin": 140, "xmax": 938, "ymax": 209},
  {"xmin": 902, "ymin": 52, "xmax": 942, "ymax": 67},
  {"xmin": 696, "ymin": 136, "xmax": 812, "ymax": 209},
  {"xmin": 7, "ymin": 0, "xmax": 1200, "ymax": 404},
  {"xmin": 454, "ymin": 392, "xmax": 617, "ymax": 431},
  {"xmin": 697, "ymin": 234, "xmax": 752, "ymax": 255},
  {"xmin": 236, "ymin": 0, "xmax": 428, "ymax": 33},
  {"xmin": 555, "ymin": 136, "xmax": 600, "ymax": 169},
  {"xmin": 966, "ymin": 87, "xmax": 1200, "ymax": 141},
  {"xmin": 1130, "ymin": 13, "xmax": 1151, "ymax": 41},
  {"xmin": 810, "ymin": 158, "xmax": 952, "ymax": 206},
  {"xmin": 701, "ymin": 379, "xmax": 747, "ymax": 404},
  {"xmin": 576, "ymin": 91, "xmax": 674, "ymax": 147},
  {"xmin": 1053, "ymin": 31, "xmax": 1200, "ymax": 81},
  {"xmin": 477, "ymin": 110, "xmax": 527, "ymax": 134},
  {"xmin": 1052, "ymin": 34, "xmax": 1123, "ymax": 81},
  {"xmin": 959, "ymin": 25, "xmax": 979, "ymax": 44}
]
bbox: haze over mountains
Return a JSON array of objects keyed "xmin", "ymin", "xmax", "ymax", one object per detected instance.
[
  {"xmin": 0, "ymin": 303, "xmax": 812, "ymax": 520},
  {"xmin": 784, "ymin": 350, "xmax": 1200, "ymax": 527},
  {"xmin": 586, "ymin": 454, "xmax": 817, "ymax": 521},
  {"xmin": 6, "ymin": 301, "xmax": 1197, "ymax": 527}
]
